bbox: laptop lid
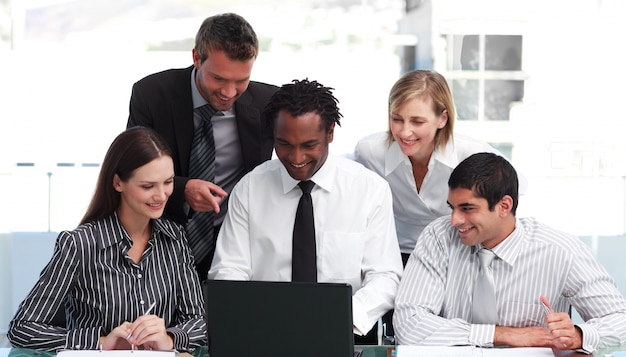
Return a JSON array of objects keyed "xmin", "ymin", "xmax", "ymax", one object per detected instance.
[{"xmin": 203, "ymin": 279, "xmax": 354, "ymax": 357}]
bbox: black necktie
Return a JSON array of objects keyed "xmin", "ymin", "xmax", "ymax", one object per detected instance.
[
  {"xmin": 185, "ymin": 104, "xmax": 216, "ymax": 268},
  {"xmin": 292, "ymin": 180, "xmax": 317, "ymax": 282}
]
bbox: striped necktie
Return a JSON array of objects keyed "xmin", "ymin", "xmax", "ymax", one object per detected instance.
[
  {"xmin": 472, "ymin": 248, "xmax": 498, "ymax": 324},
  {"xmin": 185, "ymin": 104, "xmax": 217, "ymax": 273}
]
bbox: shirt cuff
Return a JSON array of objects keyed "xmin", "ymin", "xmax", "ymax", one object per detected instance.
[
  {"xmin": 575, "ymin": 324, "xmax": 599, "ymax": 354},
  {"xmin": 166, "ymin": 326, "xmax": 189, "ymax": 351},
  {"xmin": 352, "ymin": 299, "xmax": 373, "ymax": 336},
  {"xmin": 66, "ymin": 326, "xmax": 101, "ymax": 350},
  {"xmin": 469, "ymin": 324, "xmax": 495, "ymax": 347}
]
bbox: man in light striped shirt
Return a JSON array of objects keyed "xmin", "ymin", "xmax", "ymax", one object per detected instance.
[{"xmin": 394, "ymin": 152, "xmax": 626, "ymax": 353}]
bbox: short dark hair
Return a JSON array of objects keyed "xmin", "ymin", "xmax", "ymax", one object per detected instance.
[
  {"xmin": 263, "ymin": 79, "xmax": 342, "ymax": 133},
  {"xmin": 448, "ymin": 152, "xmax": 519, "ymax": 214},
  {"xmin": 81, "ymin": 127, "xmax": 172, "ymax": 224},
  {"xmin": 195, "ymin": 13, "xmax": 259, "ymax": 62}
]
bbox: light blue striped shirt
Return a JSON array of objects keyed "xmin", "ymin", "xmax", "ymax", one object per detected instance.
[
  {"xmin": 8, "ymin": 213, "xmax": 206, "ymax": 352},
  {"xmin": 394, "ymin": 215, "xmax": 626, "ymax": 352}
]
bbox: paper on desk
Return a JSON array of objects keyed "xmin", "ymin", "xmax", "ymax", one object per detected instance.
[
  {"xmin": 396, "ymin": 345, "xmax": 554, "ymax": 357},
  {"xmin": 57, "ymin": 350, "xmax": 176, "ymax": 357}
]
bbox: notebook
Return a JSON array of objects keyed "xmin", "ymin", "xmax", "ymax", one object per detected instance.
[
  {"xmin": 57, "ymin": 352, "xmax": 174, "ymax": 357},
  {"xmin": 203, "ymin": 279, "xmax": 355, "ymax": 357}
]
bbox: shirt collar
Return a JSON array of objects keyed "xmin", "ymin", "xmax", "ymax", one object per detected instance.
[
  {"xmin": 280, "ymin": 155, "xmax": 336, "ymax": 194},
  {"xmin": 472, "ymin": 217, "xmax": 523, "ymax": 268},
  {"xmin": 96, "ymin": 212, "xmax": 180, "ymax": 250},
  {"xmin": 384, "ymin": 139, "xmax": 460, "ymax": 175},
  {"xmin": 152, "ymin": 218, "xmax": 181, "ymax": 241},
  {"xmin": 190, "ymin": 68, "xmax": 208, "ymax": 110},
  {"xmin": 436, "ymin": 139, "xmax": 461, "ymax": 168},
  {"xmin": 384, "ymin": 141, "xmax": 409, "ymax": 175},
  {"xmin": 492, "ymin": 217, "xmax": 524, "ymax": 267}
]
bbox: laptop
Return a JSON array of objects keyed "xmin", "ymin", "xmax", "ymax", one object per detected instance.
[{"xmin": 203, "ymin": 279, "xmax": 355, "ymax": 357}]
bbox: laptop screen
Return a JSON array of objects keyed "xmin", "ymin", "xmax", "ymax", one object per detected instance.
[{"xmin": 203, "ymin": 279, "xmax": 355, "ymax": 357}]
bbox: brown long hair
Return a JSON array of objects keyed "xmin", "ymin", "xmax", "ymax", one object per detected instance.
[{"xmin": 80, "ymin": 127, "xmax": 172, "ymax": 225}]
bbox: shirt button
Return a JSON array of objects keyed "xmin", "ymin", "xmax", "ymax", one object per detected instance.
[
  {"xmin": 140, "ymin": 300, "xmax": 145, "ymax": 305},
  {"xmin": 75, "ymin": 345, "xmax": 80, "ymax": 349},
  {"xmin": 137, "ymin": 273, "xmax": 143, "ymax": 279}
]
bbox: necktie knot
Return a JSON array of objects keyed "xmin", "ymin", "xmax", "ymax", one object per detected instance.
[
  {"xmin": 195, "ymin": 105, "xmax": 216, "ymax": 137},
  {"xmin": 478, "ymin": 248, "xmax": 496, "ymax": 269},
  {"xmin": 195, "ymin": 104, "xmax": 216, "ymax": 120},
  {"xmin": 298, "ymin": 180, "xmax": 315, "ymax": 194}
]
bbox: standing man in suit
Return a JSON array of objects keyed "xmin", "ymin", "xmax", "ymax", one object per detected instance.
[{"xmin": 127, "ymin": 13, "xmax": 278, "ymax": 279}]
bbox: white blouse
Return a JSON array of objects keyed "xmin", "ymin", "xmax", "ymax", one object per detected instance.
[{"xmin": 355, "ymin": 132, "xmax": 526, "ymax": 253}]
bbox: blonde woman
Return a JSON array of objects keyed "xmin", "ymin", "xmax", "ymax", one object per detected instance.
[{"xmin": 355, "ymin": 70, "xmax": 524, "ymax": 265}]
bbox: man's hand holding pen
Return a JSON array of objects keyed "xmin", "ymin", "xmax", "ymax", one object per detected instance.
[{"xmin": 540, "ymin": 295, "xmax": 583, "ymax": 351}]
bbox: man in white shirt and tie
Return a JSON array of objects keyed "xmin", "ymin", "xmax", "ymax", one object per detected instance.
[
  {"xmin": 393, "ymin": 152, "xmax": 626, "ymax": 353},
  {"xmin": 209, "ymin": 79, "xmax": 403, "ymax": 343}
]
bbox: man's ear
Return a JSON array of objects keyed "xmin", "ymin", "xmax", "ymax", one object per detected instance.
[
  {"xmin": 327, "ymin": 122, "xmax": 335, "ymax": 143},
  {"xmin": 498, "ymin": 195, "xmax": 514, "ymax": 216}
]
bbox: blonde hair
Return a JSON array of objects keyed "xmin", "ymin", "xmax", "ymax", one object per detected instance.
[{"xmin": 386, "ymin": 70, "xmax": 455, "ymax": 151}]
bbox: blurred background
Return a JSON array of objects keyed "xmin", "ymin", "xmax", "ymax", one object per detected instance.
[{"xmin": 1, "ymin": 0, "xmax": 625, "ymax": 343}]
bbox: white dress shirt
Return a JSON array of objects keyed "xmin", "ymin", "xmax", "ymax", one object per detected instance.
[
  {"xmin": 209, "ymin": 155, "xmax": 403, "ymax": 334},
  {"xmin": 393, "ymin": 215, "xmax": 626, "ymax": 353},
  {"xmin": 354, "ymin": 132, "xmax": 526, "ymax": 254}
]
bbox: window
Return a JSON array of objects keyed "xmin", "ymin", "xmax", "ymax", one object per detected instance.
[{"xmin": 444, "ymin": 34, "xmax": 525, "ymax": 121}]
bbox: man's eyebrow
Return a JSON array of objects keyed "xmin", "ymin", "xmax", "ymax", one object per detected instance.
[{"xmin": 447, "ymin": 201, "xmax": 476, "ymax": 208}]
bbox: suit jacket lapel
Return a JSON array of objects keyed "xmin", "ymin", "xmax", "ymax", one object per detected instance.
[
  {"xmin": 172, "ymin": 66, "xmax": 195, "ymax": 176},
  {"xmin": 234, "ymin": 91, "xmax": 263, "ymax": 172}
]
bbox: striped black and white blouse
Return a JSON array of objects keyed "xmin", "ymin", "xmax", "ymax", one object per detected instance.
[
  {"xmin": 7, "ymin": 212, "xmax": 207, "ymax": 352},
  {"xmin": 394, "ymin": 215, "xmax": 626, "ymax": 352}
]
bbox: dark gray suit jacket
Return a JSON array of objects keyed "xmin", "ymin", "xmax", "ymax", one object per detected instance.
[{"xmin": 127, "ymin": 65, "xmax": 277, "ymax": 225}]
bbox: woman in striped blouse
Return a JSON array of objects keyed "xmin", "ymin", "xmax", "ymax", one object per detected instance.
[{"xmin": 8, "ymin": 127, "xmax": 207, "ymax": 352}]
